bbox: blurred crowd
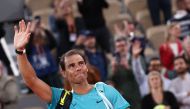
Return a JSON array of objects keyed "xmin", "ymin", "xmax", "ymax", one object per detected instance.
[{"xmin": 1, "ymin": 0, "xmax": 190, "ymax": 109}]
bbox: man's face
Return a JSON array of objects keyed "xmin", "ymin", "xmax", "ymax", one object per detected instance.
[
  {"xmin": 115, "ymin": 40, "xmax": 128, "ymax": 54},
  {"xmin": 185, "ymin": 0, "xmax": 190, "ymax": 10},
  {"xmin": 63, "ymin": 54, "xmax": 88, "ymax": 84},
  {"xmin": 149, "ymin": 60, "xmax": 162, "ymax": 72},
  {"xmin": 84, "ymin": 36, "xmax": 96, "ymax": 49},
  {"xmin": 174, "ymin": 58, "xmax": 188, "ymax": 75}
]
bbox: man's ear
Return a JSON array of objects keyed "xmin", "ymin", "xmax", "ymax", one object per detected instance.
[{"xmin": 59, "ymin": 66, "xmax": 66, "ymax": 78}]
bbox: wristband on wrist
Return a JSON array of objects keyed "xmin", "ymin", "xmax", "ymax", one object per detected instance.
[{"xmin": 15, "ymin": 49, "xmax": 26, "ymax": 55}]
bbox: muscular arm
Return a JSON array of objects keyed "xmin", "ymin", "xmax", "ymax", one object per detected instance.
[
  {"xmin": 14, "ymin": 20, "xmax": 52, "ymax": 103},
  {"xmin": 17, "ymin": 54, "xmax": 52, "ymax": 103}
]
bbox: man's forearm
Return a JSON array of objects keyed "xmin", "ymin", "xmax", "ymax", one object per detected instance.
[{"xmin": 17, "ymin": 54, "xmax": 37, "ymax": 85}]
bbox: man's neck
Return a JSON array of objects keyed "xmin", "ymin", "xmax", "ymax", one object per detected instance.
[
  {"xmin": 179, "ymin": 72, "xmax": 188, "ymax": 80},
  {"xmin": 71, "ymin": 81, "xmax": 93, "ymax": 95}
]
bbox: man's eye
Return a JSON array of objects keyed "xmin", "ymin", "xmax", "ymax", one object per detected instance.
[
  {"xmin": 69, "ymin": 64, "xmax": 75, "ymax": 68},
  {"xmin": 79, "ymin": 61, "xmax": 85, "ymax": 65}
]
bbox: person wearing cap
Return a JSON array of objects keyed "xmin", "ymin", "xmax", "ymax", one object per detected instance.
[
  {"xmin": 77, "ymin": 0, "xmax": 112, "ymax": 54},
  {"xmin": 74, "ymin": 30, "xmax": 109, "ymax": 81}
]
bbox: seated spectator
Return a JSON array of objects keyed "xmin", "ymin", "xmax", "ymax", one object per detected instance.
[
  {"xmin": 30, "ymin": 16, "xmax": 57, "ymax": 53},
  {"xmin": 169, "ymin": 56, "xmax": 190, "ymax": 109},
  {"xmin": 168, "ymin": 0, "xmax": 190, "ymax": 39},
  {"xmin": 142, "ymin": 71, "xmax": 179, "ymax": 109},
  {"xmin": 185, "ymin": 0, "xmax": 190, "ymax": 14},
  {"xmin": 27, "ymin": 19, "xmax": 62, "ymax": 88},
  {"xmin": 83, "ymin": 30, "xmax": 108, "ymax": 81},
  {"xmin": 114, "ymin": 17, "xmax": 145, "ymax": 40},
  {"xmin": 159, "ymin": 22, "xmax": 183, "ymax": 71},
  {"xmin": 0, "ymin": 60, "xmax": 19, "ymax": 108},
  {"xmin": 110, "ymin": 36, "xmax": 141, "ymax": 109},
  {"xmin": 183, "ymin": 36, "xmax": 190, "ymax": 66},
  {"xmin": 140, "ymin": 57, "xmax": 171, "ymax": 97},
  {"xmin": 49, "ymin": 0, "xmax": 86, "ymax": 58}
]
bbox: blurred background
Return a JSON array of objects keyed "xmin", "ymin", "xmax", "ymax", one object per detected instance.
[{"xmin": 0, "ymin": 0, "xmax": 190, "ymax": 109}]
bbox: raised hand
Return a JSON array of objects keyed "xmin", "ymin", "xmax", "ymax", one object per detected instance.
[
  {"xmin": 14, "ymin": 20, "xmax": 31, "ymax": 51},
  {"xmin": 132, "ymin": 43, "xmax": 142, "ymax": 58}
]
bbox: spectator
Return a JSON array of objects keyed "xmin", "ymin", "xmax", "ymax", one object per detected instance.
[
  {"xmin": 168, "ymin": 0, "xmax": 190, "ymax": 39},
  {"xmin": 114, "ymin": 17, "xmax": 145, "ymax": 40},
  {"xmin": 77, "ymin": 0, "xmax": 112, "ymax": 53},
  {"xmin": 0, "ymin": 60, "xmax": 19, "ymax": 108},
  {"xmin": 27, "ymin": 19, "xmax": 62, "ymax": 88},
  {"xmin": 183, "ymin": 36, "xmax": 190, "ymax": 66},
  {"xmin": 82, "ymin": 30, "xmax": 108, "ymax": 81},
  {"xmin": 124, "ymin": 35, "xmax": 148, "ymax": 97},
  {"xmin": 184, "ymin": 0, "xmax": 190, "ymax": 14},
  {"xmin": 147, "ymin": 0, "xmax": 172, "ymax": 25},
  {"xmin": 49, "ymin": 0, "xmax": 86, "ymax": 59},
  {"xmin": 169, "ymin": 56, "xmax": 190, "ymax": 109},
  {"xmin": 142, "ymin": 71, "xmax": 179, "ymax": 109},
  {"xmin": 110, "ymin": 36, "xmax": 141, "ymax": 109},
  {"xmin": 159, "ymin": 22, "xmax": 183, "ymax": 71},
  {"xmin": 140, "ymin": 57, "xmax": 171, "ymax": 97}
]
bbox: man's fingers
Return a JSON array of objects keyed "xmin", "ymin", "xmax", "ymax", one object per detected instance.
[
  {"xmin": 14, "ymin": 26, "xmax": 18, "ymax": 35},
  {"xmin": 25, "ymin": 33, "xmax": 31, "ymax": 42},
  {"xmin": 19, "ymin": 21, "xmax": 22, "ymax": 32},
  {"xmin": 22, "ymin": 20, "xmax": 26, "ymax": 32},
  {"xmin": 26, "ymin": 22, "xmax": 31, "ymax": 33}
]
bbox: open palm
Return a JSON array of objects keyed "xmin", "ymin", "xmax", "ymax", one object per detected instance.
[{"xmin": 14, "ymin": 20, "xmax": 31, "ymax": 50}]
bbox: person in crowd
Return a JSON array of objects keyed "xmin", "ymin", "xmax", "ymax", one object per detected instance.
[
  {"xmin": 13, "ymin": 20, "xmax": 130, "ymax": 109},
  {"xmin": 147, "ymin": 0, "xmax": 172, "ymax": 25},
  {"xmin": 183, "ymin": 36, "xmax": 190, "ymax": 66},
  {"xmin": 77, "ymin": 0, "xmax": 112, "ymax": 53},
  {"xmin": 184, "ymin": 0, "xmax": 190, "ymax": 14},
  {"xmin": 114, "ymin": 17, "xmax": 145, "ymax": 40},
  {"xmin": 110, "ymin": 36, "xmax": 141, "ymax": 109},
  {"xmin": 73, "ymin": 30, "xmax": 109, "ymax": 81},
  {"xmin": 168, "ymin": 0, "xmax": 190, "ymax": 39},
  {"xmin": 141, "ymin": 71, "xmax": 179, "ymax": 109},
  {"xmin": 159, "ymin": 22, "xmax": 183, "ymax": 72},
  {"xmin": 140, "ymin": 57, "xmax": 171, "ymax": 97},
  {"xmin": 130, "ymin": 36, "xmax": 147, "ymax": 95},
  {"xmin": 83, "ymin": 31, "xmax": 108, "ymax": 81},
  {"xmin": 0, "ymin": 60, "xmax": 19, "ymax": 108},
  {"xmin": 27, "ymin": 18, "xmax": 62, "ymax": 88},
  {"xmin": 169, "ymin": 56, "xmax": 190, "ymax": 109},
  {"xmin": 49, "ymin": 0, "xmax": 86, "ymax": 59}
]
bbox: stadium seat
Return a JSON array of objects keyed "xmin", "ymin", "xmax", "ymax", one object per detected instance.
[
  {"xmin": 146, "ymin": 25, "xmax": 167, "ymax": 50},
  {"xmin": 25, "ymin": 0, "xmax": 52, "ymax": 12},
  {"xmin": 136, "ymin": 9, "xmax": 153, "ymax": 30},
  {"xmin": 124, "ymin": 0, "xmax": 148, "ymax": 17}
]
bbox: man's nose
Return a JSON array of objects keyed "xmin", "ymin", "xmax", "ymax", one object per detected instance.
[{"xmin": 75, "ymin": 65, "xmax": 81, "ymax": 71}]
